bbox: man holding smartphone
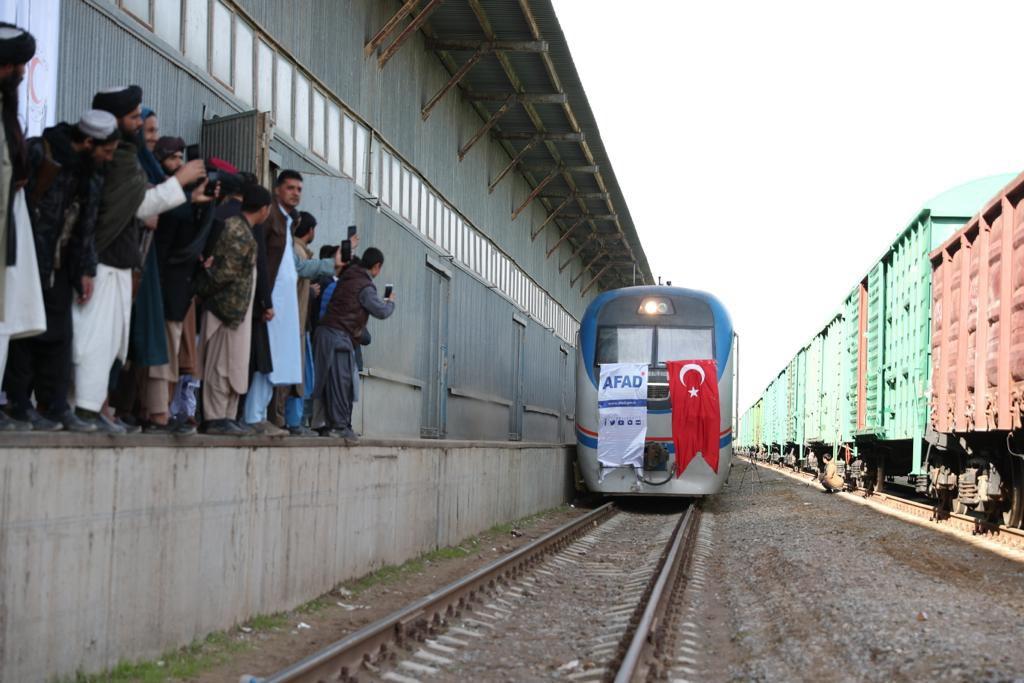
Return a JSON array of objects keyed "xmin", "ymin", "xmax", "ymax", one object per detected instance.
[{"xmin": 312, "ymin": 247, "xmax": 395, "ymax": 440}]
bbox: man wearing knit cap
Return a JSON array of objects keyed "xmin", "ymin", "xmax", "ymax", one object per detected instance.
[
  {"xmin": 0, "ymin": 22, "xmax": 45, "ymax": 431},
  {"xmin": 70, "ymin": 85, "xmax": 208, "ymax": 432},
  {"xmin": 154, "ymin": 136, "xmax": 185, "ymax": 176},
  {"xmin": 2, "ymin": 110, "xmax": 120, "ymax": 431}
]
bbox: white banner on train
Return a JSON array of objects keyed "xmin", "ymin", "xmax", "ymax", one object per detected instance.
[{"xmin": 597, "ymin": 363, "xmax": 648, "ymax": 475}]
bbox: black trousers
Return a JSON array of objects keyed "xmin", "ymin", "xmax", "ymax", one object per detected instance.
[
  {"xmin": 312, "ymin": 326, "xmax": 355, "ymax": 430},
  {"xmin": 4, "ymin": 275, "xmax": 73, "ymax": 416}
]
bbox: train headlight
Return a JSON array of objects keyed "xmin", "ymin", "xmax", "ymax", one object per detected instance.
[{"xmin": 640, "ymin": 298, "xmax": 672, "ymax": 315}]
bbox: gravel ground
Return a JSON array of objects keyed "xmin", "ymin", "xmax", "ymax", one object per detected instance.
[{"xmin": 694, "ymin": 465, "xmax": 1024, "ymax": 682}]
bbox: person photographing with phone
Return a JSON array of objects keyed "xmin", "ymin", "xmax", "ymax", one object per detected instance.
[{"xmin": 312, "ymin": 247, "xmax": 395, "ymax": 441}]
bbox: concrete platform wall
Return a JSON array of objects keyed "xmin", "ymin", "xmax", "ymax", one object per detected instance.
[{"xmin": 0, "ymin": 437, "xmax": 574, "ymax": 681}]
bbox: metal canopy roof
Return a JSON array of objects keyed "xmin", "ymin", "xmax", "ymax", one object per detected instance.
[{"xmin": 367, "ymin": 0, "xmax": 653, "ymax": 293}]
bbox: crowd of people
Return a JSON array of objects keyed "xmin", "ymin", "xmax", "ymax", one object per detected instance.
[{"xmin": 0, "ymin": 24, "xmax": 395, "ymax": 439}]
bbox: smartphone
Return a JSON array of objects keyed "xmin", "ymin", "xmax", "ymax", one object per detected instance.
[
  {"xmin": 185, "ymin": 144, "xmax": 200, "ymax": 161},
  {"xmin": 347, "ymin": 225, "xmax": 358, "ymax": 239},
  {"xmin": 384, "ymin": 284, "xmax": 394, "ymax": 299},
  {"xmin": 341, "ymin": 239, "xmax": 351, "ymax": 263}
]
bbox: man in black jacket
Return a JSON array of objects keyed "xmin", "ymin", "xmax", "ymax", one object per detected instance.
[
  {"xmin": 2, "ymin": 110, "xmax": 119, "ymax": 431},
  {"xmin": 312, "ymin": 248, "xmax": 395, "ymax": 440}
]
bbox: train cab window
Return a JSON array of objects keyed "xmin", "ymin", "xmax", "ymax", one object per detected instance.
[
  {"xmin": 596, "ymin": 327, "xmax": 653, "ymax": 365},
  {"xmin": 656, "ymin": 327, "xmax": 713, "ymax": 363}
]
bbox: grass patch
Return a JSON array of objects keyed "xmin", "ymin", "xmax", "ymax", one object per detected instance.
[
  {"xmin": 72, "ymin": 631, "xmax": 250, "ymax": 683},
  {"xmin": 296, "ymin": 597, "xmax": 330, "ymax": 615},
  {"xmin": 243, "ymin": 612, "xmax": 288, "ymax": 631},
  {"xmin": 69, "ymin": 612, "xmax": 294, "ymax": 683}
]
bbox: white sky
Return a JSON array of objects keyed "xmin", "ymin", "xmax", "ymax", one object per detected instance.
[{"xmin": 552, "ymin": 0, "xmax": 1024, "ymax": 411}]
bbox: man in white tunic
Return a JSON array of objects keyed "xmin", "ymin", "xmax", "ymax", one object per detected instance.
[
  {"xmin": 70, "ymin": 85, "xmax": 207, "ymax": 432},
  {"xmin": 0, "ymin": 24, "xmax": 45, "ymax": 430},
  {"xmin": 243, "ymin": 170, "xmax": 337, "ymax": 434}
]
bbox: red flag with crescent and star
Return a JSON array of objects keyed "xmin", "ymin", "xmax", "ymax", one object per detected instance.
[{"xmin": 666, "ymin": 359, "xmax": 721, "ymax": 476}]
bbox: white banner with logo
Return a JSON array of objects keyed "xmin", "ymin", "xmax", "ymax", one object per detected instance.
[
  {"xmin": 0, "ymin": 0, "xmax": 59, "ymax": 137},
  {"xmin": 597, "ymin": 363, "xmax": 648, "ymax": 473}
]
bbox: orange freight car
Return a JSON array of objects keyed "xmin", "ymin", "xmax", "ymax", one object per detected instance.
[{"xmin": 930, "ymin": 173, "xmax": 1024, "ymax": 527}]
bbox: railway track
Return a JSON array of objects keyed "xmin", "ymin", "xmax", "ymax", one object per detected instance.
[
  {"xmin": 749, "ymin": 457, "xmax": 1024, "ymax": 550},
  {"xmin": 251, "ymin": 502, "xmax": 703, "ymax": 683}
]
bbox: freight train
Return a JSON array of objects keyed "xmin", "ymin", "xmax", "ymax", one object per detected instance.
[
  {"xmin": 738, "ymin": 173, "xmax": 1024, "ymax": 527},
  {"xmin": 576, "ymin": 286, "xmax": 735, "ymax": 496}
]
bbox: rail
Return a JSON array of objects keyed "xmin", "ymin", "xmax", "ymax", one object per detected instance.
[
  {"xmin": 613, "ymin": 504, "xmax": 701, "ymax": 683},
  {"xmin": 255, "ymin": 502, "xmax": 617, "ymax": 683}
]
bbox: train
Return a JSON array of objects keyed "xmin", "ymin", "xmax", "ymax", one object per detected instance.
[
  {"xmin": 575, "ymin": 285, "xmax": 735, "ymax": 496},
  {"xmin": 738, "ymin": 172, "xmax": 1024, "ymax": 528}
]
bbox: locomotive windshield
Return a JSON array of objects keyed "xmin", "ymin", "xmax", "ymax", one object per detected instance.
[
  {"xmin": 657, "ymin": 328, "xmax": 713, "ymax": 362},
  {"xmin": 596, "ymin": 327, "xmax": 653, "ymax": 364},
  {"xmin": 596, "ymin": 326, "xmax": 713, "ymax": 366}
]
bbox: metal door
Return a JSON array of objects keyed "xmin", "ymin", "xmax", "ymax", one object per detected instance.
[
  {"xmin": 558, "ymin": 347, "xmax": 569, "ymax": 442},
  {"xmin": 509, "ymin": 318, "xmax": 526, "ymax": 440},
  {"xmin": 420, "ymin": 265, "xmax": 450, "ymax": 438},
  {"xmin": 200, "ymin": 110, "xmax": 271, "ymax": 182}
]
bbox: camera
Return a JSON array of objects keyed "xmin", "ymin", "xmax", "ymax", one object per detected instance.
[{"xmin": 203, "ymin": 166, "xmax": 242, "ymax": 197}]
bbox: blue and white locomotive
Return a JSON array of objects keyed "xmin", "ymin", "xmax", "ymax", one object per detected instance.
[{"xmin": 575, "ymin": 286, "xmax": 735, "ymax": 496}]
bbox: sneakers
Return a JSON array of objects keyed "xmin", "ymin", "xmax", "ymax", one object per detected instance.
[
  {"xmin": 203, "ymin": 419, "xmax": 250, "ymax": 436},
  {"xmin": 0, "ymin": 410, "xmax": 32, "ymax": 431},
  {"xmin": 287, "ymin": 424, "xmax": 316, "ymax": 437},
  {"xmin": 114, "ymin": 415, "xmax": 142, "ymax": 434},
  {"xmin": 143, "ymin": 421, "xmax": 175, "ymax": 434},
  {"xmin": 8, "ymin": 407, "xmax": 63, "ymax": 432},
  {"xmin": 97, "ymin": 413, "xmax": 128, "ymax": 434},
  {"xmin": 171, "ymin": 418, "xmax": 197, "ymax": 436},
  {"xmin": 57, "ymin": 410, "xmax": 99, "ymax": 433},
  {"xmin": 248, "ymin": 420, "xmax": 287, "ymax": 436},
  {"xmin": 321, "ymin": 426, "xmax": 359, "ymax": 442}
]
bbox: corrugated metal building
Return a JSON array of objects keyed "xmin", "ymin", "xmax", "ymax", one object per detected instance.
[{"xmin": 53, "ymin": 0, "xmax": 652, "ymax": 441}]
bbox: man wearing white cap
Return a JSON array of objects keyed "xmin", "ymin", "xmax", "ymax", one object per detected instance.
[
  {"xmin": 1, "ymin": 110, "xmax": 120, "ymax": 431},
  {"xmin": 70, "ymin": 85, "xmax": 207, "ymax": 432},
  {"xmin": 0, "ymin": 22, "xmax": 45, "ymax": 431}
]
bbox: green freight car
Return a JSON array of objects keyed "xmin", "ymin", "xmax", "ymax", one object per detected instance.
[
  {"xmin": 744, "ymin": 175, "xmax": 1014, "ymax": 487},
  {"xmin": 849, "ymin": 176, "xmax": 1014, "ymax": 485}
]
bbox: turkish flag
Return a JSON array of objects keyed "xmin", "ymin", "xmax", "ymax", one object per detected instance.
[{"xmin": 667, "ymin": 359, "xmax": 721, "ymax": 476}]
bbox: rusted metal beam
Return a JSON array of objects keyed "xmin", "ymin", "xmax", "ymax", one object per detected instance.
[
  {"xmin": 494, "ymin": 132, "xmax": 584, "ymax": 142},
  {"xmin": 520, "ymin": 164, "xmax": 598, "ymax": 174},
  {"xmin": 364, "ymin": 0, "xmax": 419, "ymax": 57},
  {"xmin": 541, "ymin": 192, "xmax": 607, "ymax": 200},
  {"xmin": 488, "ymin": 138, "xmax": 539, "ymax": 193},
  {"xmin": 516, "ymin": 0, "xmax": 643, "ymax": 277},
  {"xmin": 468, "ymin": 92, "xmax": 567, "ymax": 104},
  {"xmin": 421, "ymin": 47, "xmax": 485, "ymax": 120},
  {"xmin": 511, "ymin": 165, "xmax": 562, "ymax": 221},
  {"xmin": 427, "ymin": 39, "xmax": 548, "ymax": 52},
  {"xmin": 545, "ymin": 217, "xmax": 586, "ymax": 256},
  {"xmin": 459, "ymin": 94, "xmax": 517, "ymax": 160},
  {"xmin": 548, "ymin": 213, "xmax": 617, "ymax": 221},
  {"xmin": 581, "ymin": 264, "xmax": 612, "ymax": 296},
  {"xmin": 559, "ymin": 234, "xmax": 594, "ymax": 273},
  {"xmin": 572, "ymin": 250, "xmax": 608, "ymax": 287},
  {"xmin": 531, "ymin": 192, "xmax": 576, "ymax": 240},
  {"xmin": 377, "ymin": 0, "xmax": 443, "ymax": 68}
]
